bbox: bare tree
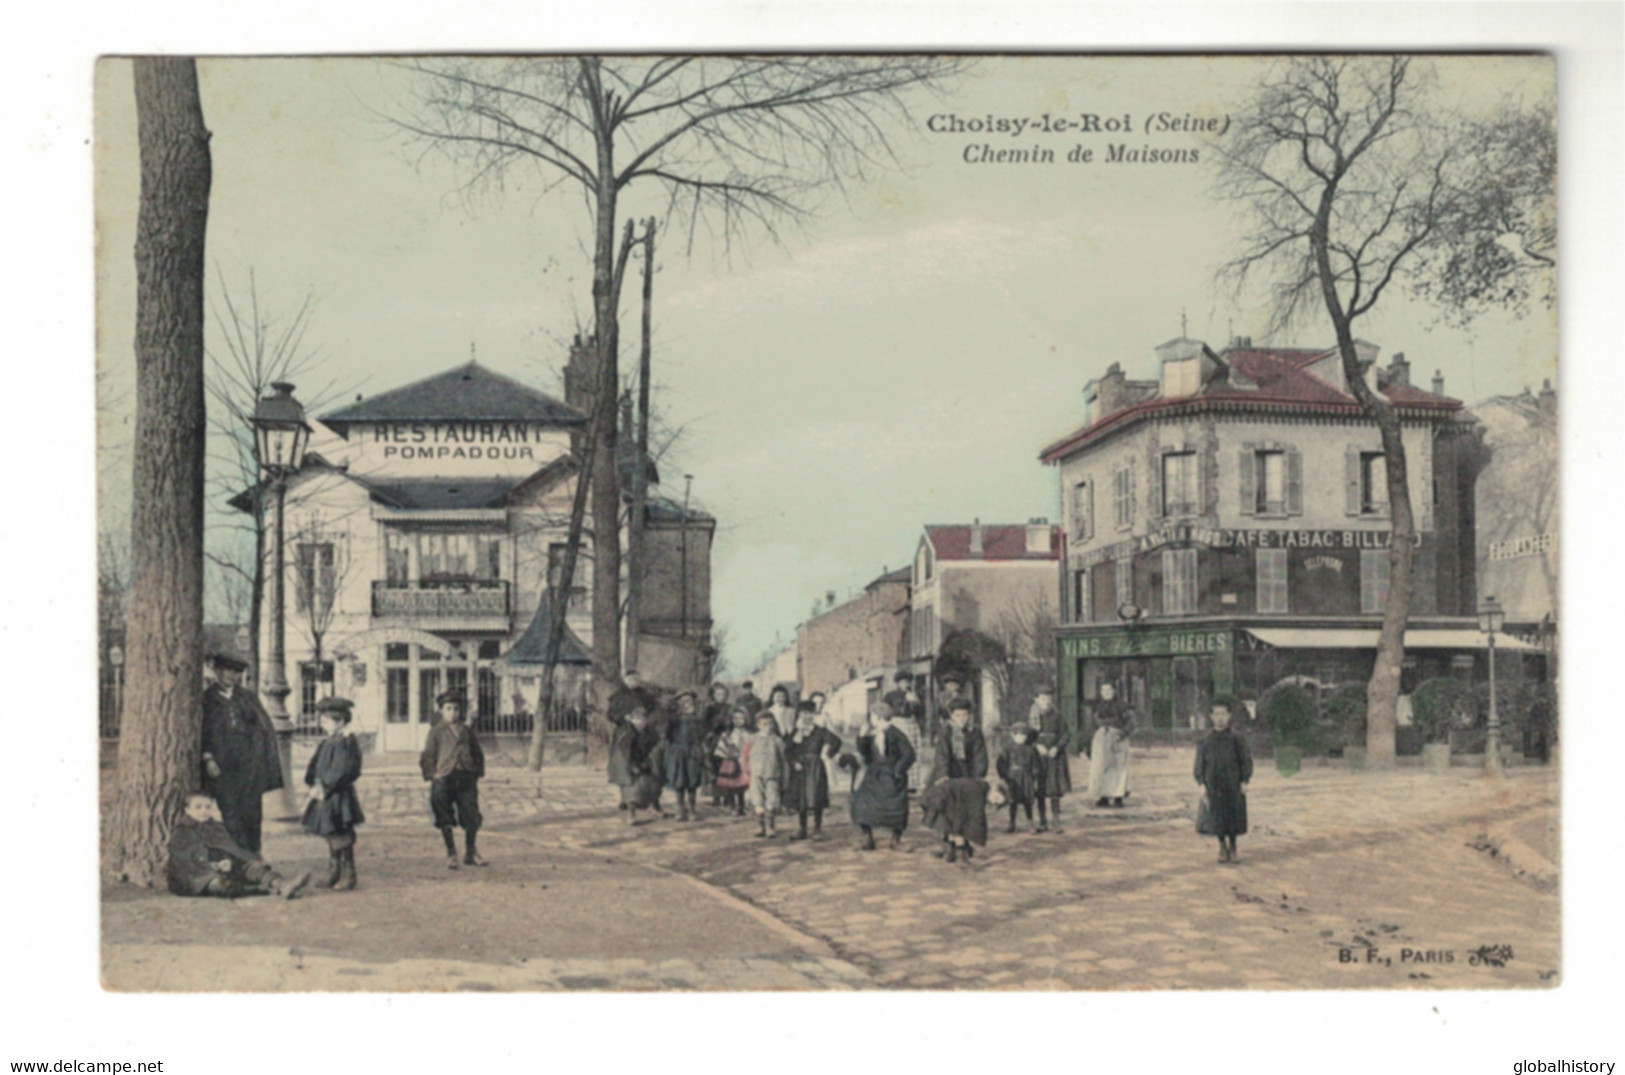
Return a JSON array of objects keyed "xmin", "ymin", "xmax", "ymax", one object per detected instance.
[
  {"xmin": 204, "ymin": 270, "xmax": 340, "ymax": 679},
  {"xmin": 1212, "ymin": 57, "xmax": 1552, "ymax": 766},
  {"xmin": 1409, "ymin": 96, "xmax": 1556, "ymax": 323},
  {"xmin": 108, "ymin": 58, "xmax": 211, "ymax": 886},
  {"xmin": 983, "ymin": 586, "xmax": 1059, "ymax": 727},
  {"xmin": 285, "ymin": 512, "xmax": 361, "ymax": 721},
  {"xmin": 389, "ymin": 55, "xmax": 970, "ymax": 701}
]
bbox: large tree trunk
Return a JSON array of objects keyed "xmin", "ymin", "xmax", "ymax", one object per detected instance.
[
  {"xmin": 586, "ymin": 60, "xmax": 623, "ymax": 689},
  {"xmin": 108, "ymin": 58, "xmax": 211, "ymax": 885}
]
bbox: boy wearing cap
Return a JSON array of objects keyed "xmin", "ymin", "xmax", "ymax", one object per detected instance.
[
  {"xmin": 420, "ymin": 690, "xmax": 487, "ymax": 868},
  {"xmin": 200, "ymin": 652, "xmax": 284, "ymax": 854},
  {"xmin": 303, "ymin": 696, "xmax": 365, "ymax": 890},
  {"xmin": 168, "ymin": 793, "xmax": 311, "ymax": 900}
]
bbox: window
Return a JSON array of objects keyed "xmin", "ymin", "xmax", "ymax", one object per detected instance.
[
  {"xmin": 1361, "ymin": 549, "xmax": 1391, "ymax": 613},
  {"xmin": 1242, "ymin": 445, "xmax": 1301, "ymax": 516},
  {"xmin": 477, "ymin": 665, "xmax": 500, "ymax": 721},
  {"xmin": 1115, "ymin": 558, "xmax": 1134, "ymax": 609},
  {"xmin": 1071, "ymin": 479, "xmax": 1095, "ymax": 542},
  {"xmin": 295, "ymin": 543, "xmax": 335, "ymax": 617},
  {"xmin": 385, "ymin": 668, "xmax": 410, "ymax": 723},
  {"xmin": 547, "ymin": 543, "xmax": 589, "ymax": 611},
  {"xmin": 384, "ymin": 642, "xmax": 410, "ymax": 661},
  {"xmin": 1256, "ymin": 548, "xmax": 1288, "ymax": 613},
  {"xmin": 384, "ymin": 531, "xmax": 411, "ymax": 585},
  {"xmin": 1113, "ymin": 465, "xmax": 1136, "ymax": 529},
  {"xmin": 1256, "ymin": 451, "xmax": 1286, "ymax": 514},
  {"xmin": 1162, "ymin": 548, "xmax": 1198, "ymax": 614},
  {"xmin": 418, "ymin": 668, "xmax": 442, "ymax": 724},
  {"xmin": 1161, "ymin": 452, "xmax": 1198, "ymax": 516},
  {"xmin": 1072, "ymin": 569, "xmax": 1091, "ymax": 624},
  {"xmin": 1361, "ymin": 453, "xmax": 1388, "ymax": 514}
]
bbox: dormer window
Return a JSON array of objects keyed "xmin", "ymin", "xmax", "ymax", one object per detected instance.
[{"xmin": 1163, "ymin": 356, "xmax": 1201, "ymax": 397}]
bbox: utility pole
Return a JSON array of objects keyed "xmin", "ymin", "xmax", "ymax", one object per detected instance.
[{"xmin": 625, "ymin": 219, "xmax": 655, "ymax": 673}]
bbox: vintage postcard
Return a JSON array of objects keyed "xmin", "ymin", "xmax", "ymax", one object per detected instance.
[{"xmin": 94, "ymin": 51, "xmax": 1563, "ymax": 1004}]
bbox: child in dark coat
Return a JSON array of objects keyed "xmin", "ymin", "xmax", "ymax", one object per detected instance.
[
  {"xmin": 609, "ymin": 705, "xmax": 665, "ymax": 826},
  {"xmin": 995, "ymin": 722, "xmax": 1044, "ymax": 834},
  {"xmin": 302, "ymin": 696, "xmax": 365, "ymax": 890},
  {"xmin": 1195, "ymin": 695, "xmax": 1253, "ymax": 864},
  {"xmin": 168, "ymin": 793, "xmax": 311, "ymax": 899}
]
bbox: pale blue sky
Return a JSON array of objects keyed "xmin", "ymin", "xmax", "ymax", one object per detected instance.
[{"xmin": 96, "ymin": 54, "xmax": 1557, "ymax": 671}]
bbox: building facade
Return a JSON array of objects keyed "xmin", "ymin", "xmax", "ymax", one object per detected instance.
[
  {"xmin": 1040, "ymin": 336, "xmax": 1532, "ymax": 740},
  {"xmin": 1472, "ymin": 381, "xmax": 1558, "ymax": 662},
  {"xmin": 902, "ymin": 521, "xmax": 1062, "ymax": 725},
  {"xmin": 236, "ymin": 360, "xmax": 713, "ymax": 753},
  {"xmin": 796, "ymin": 567, "xmax": 910, "ymax": 698}
]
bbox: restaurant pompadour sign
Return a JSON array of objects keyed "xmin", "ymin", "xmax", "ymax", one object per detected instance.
[
  {"xmin": 368, "ymin": 421, "xmax": 555, "ymax": 461},
  {"xmin": 1075, "ymin": 525, "xmax": 1419, "ymax": 568}
]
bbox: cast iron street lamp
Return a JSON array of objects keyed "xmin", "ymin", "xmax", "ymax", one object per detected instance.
[
  {"xmin": 251, "ymin": 382, "xmax": 311, "ymax": 809},
  {"xmin": 1477, "ymin": 595, "xmax": 1506, "ymax": 776}
]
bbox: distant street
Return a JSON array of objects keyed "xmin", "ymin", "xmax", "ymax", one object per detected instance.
[{"xmin": 103, "ymin": 749, "xmax": 1557, "ymax": 991}]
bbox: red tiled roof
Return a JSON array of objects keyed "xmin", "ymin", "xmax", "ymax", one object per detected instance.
[
  {"xmin": 1039, "ymin": 348, "xmax": 1461, "ymax": 464},
  {"xmin": 926, "ymin": 524, "xmax": 1061, "ymax": 562}
]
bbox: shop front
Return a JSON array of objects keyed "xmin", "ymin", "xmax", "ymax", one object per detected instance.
[{"xmin": 1056, "ymin": 624, "xmax": 1237, "ymax": 743}]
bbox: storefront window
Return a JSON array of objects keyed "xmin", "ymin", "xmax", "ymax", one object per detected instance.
[{"xmin": 1256, "ymin": 547, "xmax": 1288, "ymax": 613}]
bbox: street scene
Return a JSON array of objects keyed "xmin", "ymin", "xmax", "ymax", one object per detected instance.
[{"xmin": 93, "ymin": 50, "xmax": 1567, "ymax": 1003}]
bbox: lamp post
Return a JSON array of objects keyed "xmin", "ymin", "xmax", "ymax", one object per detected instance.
[
  {"xmin": 1477, "ymin": 595, "xmax": 1506, "ymax": 776},
  {"xmin": 251, "ymin": 382, "xmax": 312, "ymax": 812}
]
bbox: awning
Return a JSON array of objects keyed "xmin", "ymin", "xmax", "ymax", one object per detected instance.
[{"xmin": 1243, "ymin": 627, "xmax": 1542, "ymax": 653}]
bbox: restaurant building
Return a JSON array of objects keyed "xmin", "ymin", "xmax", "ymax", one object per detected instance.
[
  {"xmin": 1039, "ymin": 336, "xmax": 1540, "ymax": 739},
  {"xmin": 234, "ymin": 359, "xmax": 714, "ymax": 753}
]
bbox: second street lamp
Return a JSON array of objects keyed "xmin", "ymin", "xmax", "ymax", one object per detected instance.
[
  {"xmin": 1477, "ymin": 595, "xmax": 1506, "ymax": 777},
  {"xmin": 251, "ymin": 381, "xmax": 312, "ymax": 815}
]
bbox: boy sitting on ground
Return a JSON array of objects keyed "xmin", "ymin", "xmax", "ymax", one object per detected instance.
[{"xmin": 167, "ymin": 793, "xmax": 311, "ymax": 899}]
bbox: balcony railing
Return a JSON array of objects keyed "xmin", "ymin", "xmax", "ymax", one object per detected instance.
[{"xmin": 372, "ymin": 579, "xmax": 512, "ymax": 619}]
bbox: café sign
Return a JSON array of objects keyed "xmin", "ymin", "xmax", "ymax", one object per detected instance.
[
  {"xmin": 1076, "ymin": 525, "xmax": 1416, "ymax": 567},
  {"xmin": 1059, "ymin": 628, "xmax": 1231, "ymax": 659}
]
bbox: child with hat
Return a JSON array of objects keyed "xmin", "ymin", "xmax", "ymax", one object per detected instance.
[
  {"xmin": 420, "ymin": 690, "xmax": 487, "ymax": 868},
  {"xmin": 303, "ymin": 696, "xmax": 365, "ymax": 890}
]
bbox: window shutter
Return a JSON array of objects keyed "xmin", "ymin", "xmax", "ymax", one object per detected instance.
[
  {"xmin": 1286, "ymin": 448, "xmax": 1303, "ymax": 515},
  {"xmin": 1148, "ymin": 451, "xmax": 1163, "ymax": 519},
  {"xmin": 1239, "ymin": 446, "xmax": 1256, "ymax": 517},
  {"xmin": 1201, "ymin": 448, "xmax": 1218, "ymax": 517},
  {"xmin": 1129, "ymin": 465, "xmax": 1137, "ymax": 522},
  {"xmin": 1344, "ymin": 446, "xmax": 1362, "ymax": 516}
]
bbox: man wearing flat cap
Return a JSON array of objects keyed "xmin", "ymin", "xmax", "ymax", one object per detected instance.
[
  {"xmin": 200, "ymin": 652, "xmax": 284, "ymax": 854},
  {"xmin": 419, "ymin": 689, "xmax": 487, "ymax": 868}
]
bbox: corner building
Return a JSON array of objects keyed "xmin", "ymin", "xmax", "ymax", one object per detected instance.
[{"xmin": 1040, "ymin": 336, "xmax": 1518, "ymax": 739}]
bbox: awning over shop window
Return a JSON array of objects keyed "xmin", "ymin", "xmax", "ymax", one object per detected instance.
[{"xmin": 1242, "ymin": 627, "xmax": 1542, "ymax": 653}]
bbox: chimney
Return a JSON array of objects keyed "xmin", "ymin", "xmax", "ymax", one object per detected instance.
[
  {"xmin": 1538, "ymin": 377, "xmax": 1556, "ymax": 416},
  {"xmin": 969, "ymin": 518, "xmax": 984, "ymax": 559},
  {"xmin": 1227, "ymin": 335, "xmax": 1253, "ymax": 351},
  {"xmin": 1386, "ymin": 352, "xmax": 1410, "ymax": 388},
  {"xmin": 1026, "ymin": 517, "xmax": 1051, "ymax": 555},
  {"xmin": 1432, "ymin": 369, "xmax": 1445, "ymax": 395},
  {"xmin": 1095, "ymin": 362, "xmax": 1127, "ymax": 419}
]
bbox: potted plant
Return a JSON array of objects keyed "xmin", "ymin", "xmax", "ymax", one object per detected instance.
[
  {"xmin": 1323, "ymin": 683, "xmax": 1369, "ymax": 772},
  {"xmin": 1413, "ymin": 677, "xmax": 1470, "ymax": 774},
  {"xmin": 1263, "ymin": 683, "xmax": 1317, "ymax": 776}
]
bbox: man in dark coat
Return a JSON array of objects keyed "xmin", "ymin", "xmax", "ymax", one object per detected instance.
[
  {"xmin": 1195, "ymin": 695, "xmax": 1253, "ymax": 864},
  {"xmin": 168, "ymin": 793, "xmax": 310, "ymax": 899},
  {"xmin": 735, "ymin": 680, "xmax": 764, "ymax": 717},
  {"xmin": 420, "ymin": 690, "xmax": 487, "ymax": 868},
  {"xmin": 200, "ymin": 652, "xmax": 284, "ymax": 854}
]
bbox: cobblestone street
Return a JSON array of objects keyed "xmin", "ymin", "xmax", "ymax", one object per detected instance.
[{"xmin": 103, "ymin": 747, "xmax": 1558, "ymax": 992}]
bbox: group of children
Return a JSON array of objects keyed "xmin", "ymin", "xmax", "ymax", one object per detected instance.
[
  {"xmin": 168, "ymin": 677, "xmax": 1254, "ymax": 902},
  {"xmin": 168, "ymin": 688, "xmax": 487, "ymax": 901}
]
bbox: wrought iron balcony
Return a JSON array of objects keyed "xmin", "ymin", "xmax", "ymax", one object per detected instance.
[{"xmin": 372, "ymin": 579, "xmax": 512, "ymax": 620}]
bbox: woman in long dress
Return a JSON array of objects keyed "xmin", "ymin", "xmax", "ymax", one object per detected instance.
[
  {"xmin": 783, "ymin": 702, "xmax": 843, "ymax": 840},
  {"xmin": 1087, "ymin": 681, "xmax": 1135, "ymax": 808},
  {"xmin": 848, "ymin": 702, "xmax": 914, "ymax": 851}
]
